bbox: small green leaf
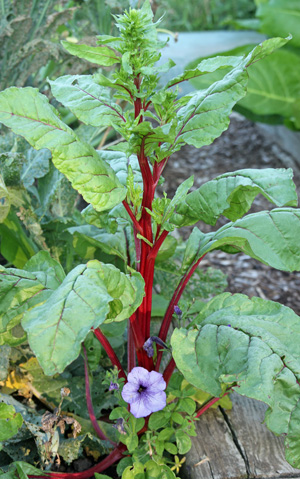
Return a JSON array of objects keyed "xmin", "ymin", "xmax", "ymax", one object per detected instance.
[
  {"xmin": 0, "ymin": 403, "xmax": 23, "ymax": 441},
  {"xmin": 175, "ymin": 430, "xmax": 192, "ymax": 454},
  {"xmin": 61, "ymin": 41, "xmax": 120, "ymax": 66},
  {"xmin": 126, "ymin": 433, "xmax": 139, "ymax": 453},
  {"xmin": 164, "ymin": 442, "xmax": 178, "ymax": 455},
  {"xmin": 178, "ymin": 398, "xmax": 196, "ymax": 415},
  {"xmin": 157, "ymin": 427, "xmax": 174, "ymax": 441},
  {"xmin": 148, "ymin": 411, "xmax": 169, "ymax": 430}
]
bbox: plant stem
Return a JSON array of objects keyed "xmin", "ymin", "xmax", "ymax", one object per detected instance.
[
  {"xmin": 93, "ymin": 328, "xmax": 127, "ymax": 380},
  {"xmin": 127, "ymin": 319, "xmax": 136, "ymax": 372},
  {"xmin": 82, "ymin": 345, "xmax": 117, "ymax": 446},
  {"xmin": 28, "ymin": 446, "xmax": 126, "ymax": 479},
  {"xmin": 195, "ymin": 392, "xmax": 230, "ymax": 418},
  {"xmin": 123, "ymin": 200, "xmax": 143, "ymax": 234},
  {"xmin": 163, "ymin": 358, "xmax": 176, "ymax": 385},
  {"xmin": 156, "ymin": 255, "xmax": 206, "ymax": 372}
]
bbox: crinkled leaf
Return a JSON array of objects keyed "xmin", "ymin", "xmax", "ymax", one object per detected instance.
[
  {"xmin": 0, "ymin": 87, "xmax": 126, "ymax": 212},
  {"xmin": 61, "ymin": 41, "xmax": 120, "ymax": 66},
  {"xmin": 175, "ymin": 168, "xmax": 297, "ymax": 227},
  {"xmin": 0, "ymin": 251, "xmax": 64, "ymax": 335},
  {"xmin": 49, "ymin": 75, "xmax": 125, "ymax": 128},
  {"xmin": 21, "ymin": 263, "xmax": 112, "ymax": 375},
  {"xmin": 22, "ymin": 260, "xmax": 143, "ymax": 374},
  {"xmin": 197, "ymin": 208, "xmax": 300, "ymax": 272},
  {"xmin": 171, "ymin": 292, "xmax": 300, "ymax": 467},
  {"xmin": 171, "ymin": 37, "xmax": 289, "ymax": 150},
  {"xmin": 0, "ymin": 403, "xmax": 23, "ymax": 441},
  {"xmin": 89, "ymin": 261, "xmax": 144, "ymax": 323}
]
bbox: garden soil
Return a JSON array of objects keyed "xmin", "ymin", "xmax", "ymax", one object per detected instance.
[{"xmin": 158, "ymin": 113, "xmax": 300, "ymax": 316}]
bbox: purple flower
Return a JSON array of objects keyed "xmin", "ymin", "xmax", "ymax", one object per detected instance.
[
  {"xmin": 113, "ymin": 418, "xmax": 126, "ymax": 435},
  {"xmin": 121, "ymin": 367, "xmax": 167, "ymax": 418},
  {"xmin": 174, "ymin": 305, "xmax": 182, "ymax": 317},
  {"xmin": 143, "ymin": 338, "xmax": 154, "ymax": 358},
  {"xmin": 109, "ymin": 382, "xmax": 119, "ymax": 391}
]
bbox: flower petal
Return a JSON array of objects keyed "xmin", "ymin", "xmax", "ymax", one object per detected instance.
[
  {"xmin": 127, "ymin": 367, "xmax": 150, "ymax": 387},
  {"xmin": 148, "ymin": 370, "xmax": 167, "ymax": 391},
  {"xmin": 130, "ymin": 395, "xmax": 152, "ymax": 418},
  {"xmin": 143, "ymin": 390, "xmax": 167, "ymax": 413},
  {"xmin": 121, "ymin": 382, "xmax": 139, "ymax": 404}
]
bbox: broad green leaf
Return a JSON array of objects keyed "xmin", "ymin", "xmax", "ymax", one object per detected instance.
[
  {"xmin": 165, "ymin": 55, "xmax": 244, "ymax": 88},
  {"xmin": 175, "ymin": 168, "xmax": 297, "ymax": 227},
  {"xmin": 22, "ymin": 260, "xmax": 143, "ymax": 374},
  {"xmin": 21, "ymin": 262, "xmax": 112, "ymax": 375},
  {"xmin": 155, "ymin": 236, "xmax": 177, "ymax": 262},
  {"xmin": 24, "ymin": 250, "xmax": 65, "ymax": 289},
  {"xmin": 81, "ymin": 205, "xmax": 118, "ymax": 233},
  {"xmin": 172, "ymin": 37, "xmax": 289, "ymax": 150},
  {"xmin": 68, "ymin": 225, "xmax": 127, "ymax": 260},
  {"xmin": 0, "ymin": 251, "xmax": 64, "ymax": 335},
  {"xmin": 0, "ymin": 87, "xmax": 126, "ymax": 212},
  {"xmin": 49, "ymin": 75, "xmax": 125, "ymax": 128},
  {"xmin": 0, "ymin": 404, "xmax": 23, "ymax": 441},
  {"xmin": 0, "ymin": 211, "xmax": 38, "ymax": 268},
  {"xmin": 257, "ymin": 0, "xmax": 300, "ymax": 47},
  {"xmin": 188, "ymin": 43, "xmax": 300, "ymax": 127},
  {"xmin": 171, "ymin": 293, "xmax": 300, "ymax": 467},
  {"xmin": 197, "ymin": 208, "xmax": 300, "ymax": 272},
  {"xmin": 93, "ymin": 262, "xmax": 144, "ymax": 323},
  {"xmin": 180, "ymin": 228, "xmax": 203, "ymax": 273},
  {"xmin": 0, "ymin": 175, "xmax": 10, "ymax": 222},
  {"xmin": 61, "ymin": 41, "xmax": 120, "ymax": 66}
]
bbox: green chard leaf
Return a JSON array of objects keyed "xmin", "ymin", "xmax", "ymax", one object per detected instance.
[
  {"xmin": 21, "ymin": 260, "xmax": 144, "ymax": 375},
  {"xmin": 171, "ymin": 293, "xmax": 300, "ymax": 468},
  {"xmin": 0, "ymin": 87, "xmax": 126, "ymax": 212},
  {"xmin": 257, "ymin": 0, "xmax": 300, "ymax": 48},
  {"xmin": 0, "ymin": 175, "xmax": 10, "ymax": 222},
  {"xmin": 197, "ymin": 208, "xmax": 300, "ymax": 272},
  {"xmin": 0, "ymin": 403, "xmax": 23, "ymax": 442},
  {"xmin": 174, "ymin": 168, "xmax": 297, "ymax": 227},
  {"xmin": 49, "ymin": 75, "xmax": 125, "ymax": 129},
  {"xmin": 170, "ymin": 36, "xmax": 289, "ymax": 151},
  {"xmin": 61, "ymin": 41, "xmax": 120, "ymax": 66},
  {"xmin": 0, "ymin": 251, "xmax": 65, "ymax": 343}
]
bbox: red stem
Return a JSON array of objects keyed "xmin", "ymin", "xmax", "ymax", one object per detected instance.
[
  {"xmin": 127, "ymin": 319, "xmax": 136, "ymax": 372},
  {"xmin": 28, "ymin": 446, "xmax": 126, "ymax": 479},
  {"xmin": 163, "ymin": 358, "xmax": 176, "ymax": 386},
  {"xmin": 156, "ymin": 255, "xmax": 206, "ymax": 372},
  {"xmin": 195, "ymin": 392, "xmax": 230, "ymax": 418},
  {"xmin": 82, "ymin": 345, "xmax": 117, "ymax": 445},
  {"xmin": 123, "ymin": 200, "xmax": 143, "ymax": 234},
  {"xmin": 93, "ymin": 328, "xmax": 127, "ymax": 380}
]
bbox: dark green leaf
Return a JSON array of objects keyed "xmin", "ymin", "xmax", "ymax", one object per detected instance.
[{"xmin": 175, "ymin": 430, "xmax": 192, "ymax": 454}]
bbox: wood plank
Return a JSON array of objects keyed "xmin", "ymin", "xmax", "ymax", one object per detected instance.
[{"xmin": 182, "ymin": 393, "xmax": 300, "ymax": 479}]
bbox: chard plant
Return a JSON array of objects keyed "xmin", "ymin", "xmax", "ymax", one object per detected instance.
[{"xmin": 1, "ymin": 2, "xmax": 300, "ymax": 478}]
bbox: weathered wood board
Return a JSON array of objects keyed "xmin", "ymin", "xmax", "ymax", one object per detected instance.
[{"xmin": 182, "ymin": 393, "xmax": 300, "ymax": 479}]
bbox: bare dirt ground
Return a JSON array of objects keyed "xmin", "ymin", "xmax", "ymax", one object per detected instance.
[{"xmin": 159, "ymin": 113, "xmax": 300, "ymax": 315}]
